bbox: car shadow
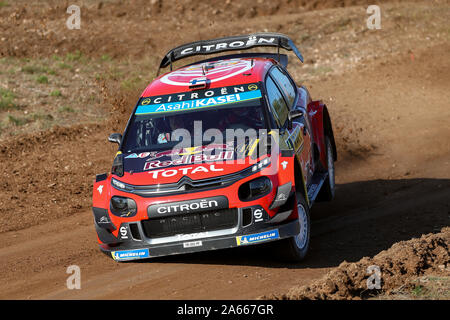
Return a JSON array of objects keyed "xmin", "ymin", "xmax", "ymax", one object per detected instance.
[{"xmin": 136, "ymin": 178, "xmax": 449, "ymax": 269}]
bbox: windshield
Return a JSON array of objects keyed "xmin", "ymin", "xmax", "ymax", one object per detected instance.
[{"xmin": 122, "ymin": 84, "xmax": 266, "ymax": 153}]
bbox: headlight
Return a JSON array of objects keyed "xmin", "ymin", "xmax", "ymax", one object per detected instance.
[
  {"xmin": 238, "ymin": 176, "xmax": 272, "ymax": 201},
  {"xmin": 251, "ymin": 157, "xmax": 270, "ymax": 172},
  {"xmin": 110, "ymin": 196, "xmax": 137, "ymax": 217},
  {"xmin": 111, "ymin": 178, "xmax": 125, "ymax": 189}
]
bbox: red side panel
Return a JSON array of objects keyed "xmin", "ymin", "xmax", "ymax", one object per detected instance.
[{"xmin": 92, "ymin": 176, "xmax": 110, "ymax": 210}]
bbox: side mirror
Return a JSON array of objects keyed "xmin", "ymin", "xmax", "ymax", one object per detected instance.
[
  {"xmin": 288, "ymin": 109, "xmax": 304, "ymax": 122},
  {"xmin": 108, "ymin": 133, "xmax": 122, "ymax": 145}
]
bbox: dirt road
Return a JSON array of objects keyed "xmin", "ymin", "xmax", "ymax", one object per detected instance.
[{"xmin": 0, "ymin": 1, "xmax": 449, "ymax": 299}]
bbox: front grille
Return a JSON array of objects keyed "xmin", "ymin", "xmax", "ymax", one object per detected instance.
[
  {"xmin": 129, "ymin": 223, "xmax": 142, "ymax": 240},
  {"xmin": 111, "ymin": 157, "xmax": 271, "ymax": 197},
  {"xmin": 141, "ymin": 208, "xmax": 238, "ymax": 239}
]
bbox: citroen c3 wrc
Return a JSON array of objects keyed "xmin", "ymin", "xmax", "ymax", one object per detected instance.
[{"xmin": 92, "ymin": 33, "xmax": 337, "ymax": 262}]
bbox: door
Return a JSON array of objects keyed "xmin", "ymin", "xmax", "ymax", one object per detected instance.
[{"xmin": 266, "ymin": 67, "xmax": 314, "ymax": 185}]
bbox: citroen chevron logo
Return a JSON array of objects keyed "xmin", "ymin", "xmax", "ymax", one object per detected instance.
[{"xmin": 177, "ymin": 176, "xmax": 194, "ymax": 187}]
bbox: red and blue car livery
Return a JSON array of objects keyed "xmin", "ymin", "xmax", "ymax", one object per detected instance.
[{"xmin": 92, "ymin": 33, "xmax": 337, "ymax": 262}]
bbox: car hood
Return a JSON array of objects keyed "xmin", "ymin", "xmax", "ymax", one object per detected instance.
[{"xmin": 118, "ymin": 143, "xmax": 270, "ymax": 185}]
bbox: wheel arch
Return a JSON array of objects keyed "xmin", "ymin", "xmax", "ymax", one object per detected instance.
[
  {"xmin": 322, "ymin": 105, "xmax": 337, "ymax": 161},
  {"xmin": 293, "ymin": 156, "xmax": 309, "ymax": 206}
]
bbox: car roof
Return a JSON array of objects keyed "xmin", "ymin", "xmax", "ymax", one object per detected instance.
[{"xmin": 141, "ymin": 57, "xmax": 275, "ymax": 97}]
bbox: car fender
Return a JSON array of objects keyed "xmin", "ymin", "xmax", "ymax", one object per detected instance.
[
  {"xmin": 307, "ymin": 101, "xmax": 337, "ymax": 169},
  {"xmin": 93, "ymin": 173, "xmax": 110, "ymax": 209},
  {"xmin": 279, "ymin": 150, "xmax": 309, "ymax": 209}
]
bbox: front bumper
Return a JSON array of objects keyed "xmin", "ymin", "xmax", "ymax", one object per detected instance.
[{"xmin": 97, "ymin": 209, "xmax": 299, "ymax": 261}]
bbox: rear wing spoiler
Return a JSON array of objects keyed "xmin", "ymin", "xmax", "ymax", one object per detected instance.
[{"xmin": 157, "ymin": 33, "xmax": 304, "ymax": 75}]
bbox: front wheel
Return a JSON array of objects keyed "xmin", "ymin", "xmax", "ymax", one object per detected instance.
[{"xmin": 274, "ymin": 192, "xmax": 310, "ymax": 262}]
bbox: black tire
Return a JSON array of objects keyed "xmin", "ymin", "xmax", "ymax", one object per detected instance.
[
  {"xmin": 274, "ymin": 192, "xmax": 310, "ymax": 262},
  {"xmin": 317, "ymin": 136, "xmax": 335, "ymax": 201}
]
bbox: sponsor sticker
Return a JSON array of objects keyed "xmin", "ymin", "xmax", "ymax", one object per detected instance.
[
  {"xmin": 143, "ymin": 151, "xmax": 234, "ymax": 171},
  {"xmin": 146, "ymin": 164, "xmax": 224, "ymax": 178},
  {"xmin": 175, "ymin": 37, "xmax": 276, "ymax": 58},
  {"xmin": 148, "ymin": 196, "xmax": 228, "ymax": 217},
  {"xmin": 253, "ymin": 208, "xmax": 264, "ymax": 223},
  {"xmin": 98, "ymin": 216, "xmax": 108, "ymax": 224},
  {"xmin": 136, "ymin": 90, "xmax": 261, "ymax": 115},
  {"xmin": 111, "ymin": 248, "xmax": 150, "ymax": 261},
  {"xmin": 183, "ymin": 240, "xmax": 203, "ymax": 248},
  {"xmin": 119, "ymin": 226, "xmax": 129, "ymax": 240},
  {"xmin": 236, "ymin": 229, "xmax": 279, "ymax": 246},
  {"xmin": 136, "ymin": 83, "xmax": 261, "ymax": 115},
  {"xmin": 176, "ymin": 232, "xmax": 209, "ymax": 241},
  {"xmin": 125, "ymin": 143, "xmax": 234, "ymax": 160}
]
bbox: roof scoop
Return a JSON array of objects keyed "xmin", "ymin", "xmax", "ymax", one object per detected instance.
[{"xmin": 204, "ymin": 63, "xmax": 215, "ymax": 72}]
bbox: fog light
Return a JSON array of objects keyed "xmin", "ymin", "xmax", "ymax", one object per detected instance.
[
  {"xmin": 238, "ymin": 176, "xmax": 272, "ymax": 201},
  {"xmin": 110, "ymin": 196, "xmax": 137, "ymax": 217}
]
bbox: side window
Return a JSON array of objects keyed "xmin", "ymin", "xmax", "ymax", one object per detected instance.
[
  {"xmin": 265, "ymin": 76, "xmax": 289, "ymax": 127},
  {"xmin": 270, "ymin": 67, "xmax": 296, "ymax": 108}
]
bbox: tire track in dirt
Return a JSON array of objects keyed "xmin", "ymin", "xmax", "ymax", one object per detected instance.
[
  {"xmin": 312, "ymin": 181, "xmax": 450, "ymax": 237},
  {"xmin": 1, "ymin": 175, "xmax": 447, "ymax": 299}
]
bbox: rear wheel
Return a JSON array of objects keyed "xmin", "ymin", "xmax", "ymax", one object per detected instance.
[
  {"xmin": 275, "ymin": 192, "xmax": 310, "ymax": 262},
  {"xmin": 318, "ymin": 136, "xmax": 335, "ymax": 201}
]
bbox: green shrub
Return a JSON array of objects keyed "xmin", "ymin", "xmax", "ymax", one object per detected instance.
[
  {"xmin": 66, "ymin": 50, "xmax": 83, "ymax": 62},
  {"xmin": 58, "ymin": 62, "xmax": 73, "ymax": 70},
  {"xmin": 0, "ymin": 88, "xmax": 17, "ymax": 110},
  {"xmin": 8, "ymin": 115, "xmax": 29, "ymax": 126},
  {"xmin": 50, "ymin": 90, "xmax": 62, "ymax": 97},
  {"xmin": 36, "ymin": 75, "xmax": 49, "ymax": 84},
  {"xmin": 58, "ymin": 106, "xmax": 75, "ymax": 113}
]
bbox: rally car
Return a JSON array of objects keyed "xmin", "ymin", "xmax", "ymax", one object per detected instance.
[{"xmin": 92, "ymin": 33, "xmax": 337, "ymax": 262}]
